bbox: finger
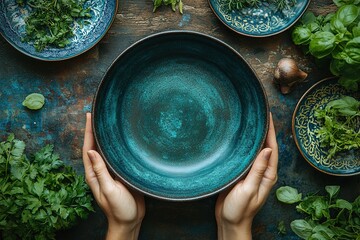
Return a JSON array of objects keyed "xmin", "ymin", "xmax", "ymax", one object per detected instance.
[
  {"xmin": 82, "ymin": 113, "xmax": 97, "ymax": 184},
  {"xmin": 263, "ymin": 112, "xmax": 278, "ymax": 181},
  {"xmin": 243, "ymin": 148, "xmax": 272, "ymax": 189},
  {"xmin": 87, "ymin": 150, "xmax": 116, "ymax": 194}
]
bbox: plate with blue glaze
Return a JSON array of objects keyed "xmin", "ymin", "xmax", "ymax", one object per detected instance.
[
  {"xmin": 0, "ymin": 0, "xmax": 117, "ymax": 61},
  {"xmin": 93, "ymin": 31, "xmax": 269, "ymax": 200},
  {"xmin": 208, "ymin": 0, "xmax": 310, "ymax": 37},
  {"xmin": 292, "ymin": 77, "xmax": 360, "ymax": 176}
]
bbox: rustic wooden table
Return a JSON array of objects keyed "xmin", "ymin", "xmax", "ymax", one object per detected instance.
[{"xmin": 1, "ymin": 0, "xmax": 359, "ymax": 239}]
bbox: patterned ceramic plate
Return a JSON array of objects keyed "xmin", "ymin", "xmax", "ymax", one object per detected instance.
[
  {"xmin": 0, "ymin": 0, "xmax": 117, "ymax": 61},
  {"xmin": 208, "ymin": 0, "xmax": 310, "ymax": 37},
  {"xmin": 292, "ymin": 77, "xmax": 360, "ymax": 176}
]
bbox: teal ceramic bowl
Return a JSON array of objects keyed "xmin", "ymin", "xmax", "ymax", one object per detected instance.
[
  {"xmin": 0, "ymin": 0, "xmax": 117, "ymax": 61},
  {"xmin": 93, "ymin": 31, "xmax": 269, "ymax": 200},
  {"xmin": 292, "ymin": 77, "xmax": 360, "ymax": 176},
  {"xmin": 209, "ymin": 0, "xmax": 310, "ymax": 37}
]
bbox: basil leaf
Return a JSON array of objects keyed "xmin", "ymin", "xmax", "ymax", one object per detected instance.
[
  {"xmin": 335, "ymin": 199, "xmax": 353, "ymax": 210},
  {"xmin": 292, "ymin": 26, "xmax": 312, "ymax": 45},
  {"xmin": 276, "ymin": 186, "xmax": 302, "ymax": 204},
  {"xmin": 22, "ymin": 93, "xmax": 45, "ymax": 110},
  {"xmin": 336, "ymin": 5, "xmax": 359, "ymax": 26},
  {"xmin": 344, "ymin": 36, "xmax": 360, "ymax": 64},
  {"xmin": 325, "ymin": 186, "xmax": 340, "ymax": 199},
  {"xmin": 309, "ymin": 31, "xmax": 336, "ymax": 58},
  {"xmin": 339, "ymin": 76, "xmax": 359, "ymax": 91},
  {"xmin": 331, "ymin": 17, "xmax": 347, "ymax": 34},
  {"xmin": 290, "ymin": 219, "xmax": 313, "ymax": 239}
]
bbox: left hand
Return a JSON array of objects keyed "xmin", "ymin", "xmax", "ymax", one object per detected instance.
[{"xmin": 82, "ymin": 113, "xmax": 145, "ymax": 240}]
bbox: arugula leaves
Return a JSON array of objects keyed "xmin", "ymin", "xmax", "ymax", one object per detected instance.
[
  {"xmin": 153, "ymin": 0, "xmax": 184, "ymax": 14},
  {"xmin": 20, "ymin": 0, "xmax": 92, "ymax": 52},
  {"xmin": 0, "ymin": 134, "xmax": 93, "ymax": 240},
  {"xmin": 219, "ymin": 0, "xmax": 297, "ymax": 11},
  {"xmin": 276, "ymin": 186, "xmax": 360, "ymax": 240},
  {"xmin": 292, "ymin": 1, "xmax": 360, "ymax": 90},
  {"xmin": 314, "ymin": 96, "xmax": 360, "ymax": 159}
]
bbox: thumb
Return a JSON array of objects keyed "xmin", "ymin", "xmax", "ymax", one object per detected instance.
[
  {"xmin": 243, "ymin": 148, "xmax": 272, "ymax": 188},
  {"xmin": 87, "ymin": 150, "xmax": 115, "ymax": 194}
]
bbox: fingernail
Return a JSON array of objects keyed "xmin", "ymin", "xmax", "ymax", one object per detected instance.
[
  {"xmin": 263, "ymin": 148, "xmax": 272, "ymax": 160},
  {"xmin": 87, "ymin": 150, "xmax": 96, "ymax": 162}
]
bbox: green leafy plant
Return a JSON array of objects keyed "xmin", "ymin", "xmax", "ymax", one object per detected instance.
[
  {"xmin": 276, "ymin": 185, "xmax": 360, "ymax": 240},
  {"xmin": 292, "ymin": 0, "xmax": 360, "ymax": 90},
  {"xmin": 314, "ymin": 96, "xmax": 360, "ymax": 159},
  {"xmin": 0, "ymin": 134, "xmax": 94, "ymax": 240},
  {"xmin": 153, "ymin": 0, "xmax": 183, "ymax": 14},
  {"xmin": 19, "ymin": 0, "xmax": 92, "ymax": 51},
  {"xmin": 22, "ymin": 93, "xmax": 45, "ymax": 110}
]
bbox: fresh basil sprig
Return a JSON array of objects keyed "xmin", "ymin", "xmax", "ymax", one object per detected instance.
[
  {"xmin": 0, "ymin": 134, "xmax": 94, "ymax": 240},
  {"xmin": 292, "ymin": 1, "xmax": 360, "ymax": 91},
  {"xmin": 276, "ymin": 185, "xmax": 360, "ymax": 240},
  {"xmin": 153, "ymin": 0, "xmax": 183, "ymax": 14}
]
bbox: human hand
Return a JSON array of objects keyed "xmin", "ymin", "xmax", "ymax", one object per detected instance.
[
  {"xmin": 82, "ymin": 113, "xmax": 145, "ymax": 240},
  {"xmin": 215, "ymin": 113, "xmax": 278, "ymax": 240}
]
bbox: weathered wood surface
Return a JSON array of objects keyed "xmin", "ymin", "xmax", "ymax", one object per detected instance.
[{"xmin": 0, "ymin": 0, "xmax": 359, "ymax": 239}]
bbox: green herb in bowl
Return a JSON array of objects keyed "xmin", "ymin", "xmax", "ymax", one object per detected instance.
[
  {"xmin": 314, "ymin": 96, "xmax": 360, "ymax": 159},
  {"xmin": 20, "ymin": 0, "xmax": 92, "ymax": 52}
]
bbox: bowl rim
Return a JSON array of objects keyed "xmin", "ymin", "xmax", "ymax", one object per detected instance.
[
  {"xmin": 291, "ymin": 76, "xmax": 360, "ymax": 177},
  {"xmin": 0, "ymin": 0, "xmax": 118, "ymax": 61},
  {"xmin": 92, "ymin": 30, "xmax": 270, "ymax": 201},
  {"xmin": 207, "ymin": 0, "xmax": 311, "ymax": 38}
]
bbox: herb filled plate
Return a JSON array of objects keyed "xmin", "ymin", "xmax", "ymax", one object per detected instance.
[
  {"xmin": 208, "ymin": 0, "xmax": 310, "ymax": 37},
  {"xmin": 292, "ymin": 77, "xmax": 360, "ymax": 176},
  {"xmin": 0, "ymin": 0, "xmax": 117, "ymax": 61}
]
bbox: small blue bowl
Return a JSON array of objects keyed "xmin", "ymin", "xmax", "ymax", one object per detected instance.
[
  {"xmin": 209, "ymin": 0, "xmax": 310, "ymax": 37},
  {"xmin": 0, "ymin": 0, "xmax": 117, "ymax": 61},
  {"xmin": 292, "ymin": 77, "xmax": 360, "ymax": 176},
  {"xmin": 93, "ymin": 31, "xmax": 269, "ymax": 200}
]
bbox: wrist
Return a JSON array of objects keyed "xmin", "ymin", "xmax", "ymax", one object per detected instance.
[
  {"xmin": 106, "ymin": 221, "xmax": 142, "ymax": 240},
  {"xmin": 217, "ymin": 219, "xmax": 252, "ymax": 240}
]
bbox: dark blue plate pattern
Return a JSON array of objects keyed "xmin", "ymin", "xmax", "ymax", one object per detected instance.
[
  {"xmin": 93, "ymin": 31, "xmax": 269, "ymax": 200},
  {"xmin": 292, "ymin": 78, "xmax": 360, "ymax": 176},
  {"xmin": 0, "ymin": 0, "xmax": 117, "ymax": 61},
  {"xmin": 208, "ymin": 0, "xmax": 310, "ymax": 37}
]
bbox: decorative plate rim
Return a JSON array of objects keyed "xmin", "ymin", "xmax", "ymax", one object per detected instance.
[
  {"xmin": 292, "ymin": 77, "xmax": 360, "ymax": 177},
  {"xmin": 208, "ymin": 0, "xmax": 311, "ymax": 37},
  {"xmin": 92, "ymin": 30, "xmax": 270, "ymax": 201},
  {"xmin": 0, "ymin": 0, "xmax": 118, "ymax": 61}
]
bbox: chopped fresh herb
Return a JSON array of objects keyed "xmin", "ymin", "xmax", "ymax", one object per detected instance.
[
  {"xmin": 19, "ymin": 0, "xmax": 92, "ymax": 51},
  {"xmin": 276, "ymin": 185, "xmax": 360, "ymax": 240},
  {"xmin": 153, "ymin": 0, "xmax": 183, "ymax": 14},
  {"xmin": 0, "ymin": 134, "xmax": 94, "ymax": 240},
  {"xmin": 219, "ymin": 0, "xmax": 297, "ymax": 11},
  {"xmin": 314, "ymin": 96, "xmax": 360, "ymax": 159},
  {"xmin": 22, "ymin": 93, "xmax": 45, "ymax": 110},
  {"xmin": 278, "ymin": 220, "xmax": 287, "ymax": 235}
]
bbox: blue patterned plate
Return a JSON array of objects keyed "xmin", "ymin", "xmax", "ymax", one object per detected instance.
[
  {"xmin": 0, "ymin": 0, "xmax": 117, "ymax": 61},
  {"xmin": 208, "ymin": 0, "xmax": 310, "ymax": 37},
  {"xmin": 93, "ymin": 31, "xmax": 269, "ymax": 200},
  {"xmin": 292, "ymin": 77, "xmax": 360, "ymax": 176}
]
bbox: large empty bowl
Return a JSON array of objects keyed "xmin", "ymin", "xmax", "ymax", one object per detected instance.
[{"xmin": 92, "ymin": 31, "xmax": 269, "ymax": 200}]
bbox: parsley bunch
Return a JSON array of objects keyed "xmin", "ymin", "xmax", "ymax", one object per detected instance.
[
  {"xmin": 19, "ymin": 0, "xmax": 91, "ymax": 51},
  {"xmin": 0, "ymin": 134, "xmax": 94, "ymax": 240},
  {"xmin": 314, "ymin": 96, "xmax": 360, "ymax": 159},
  {"xmin": 277, "ymin": 186, "xmax": 360, "ymax": 240}
]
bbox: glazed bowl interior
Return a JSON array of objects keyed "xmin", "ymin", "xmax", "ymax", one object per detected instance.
[{"xmin": 93, "ymin": 31, "xmax": 269, "ymax": 200}]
